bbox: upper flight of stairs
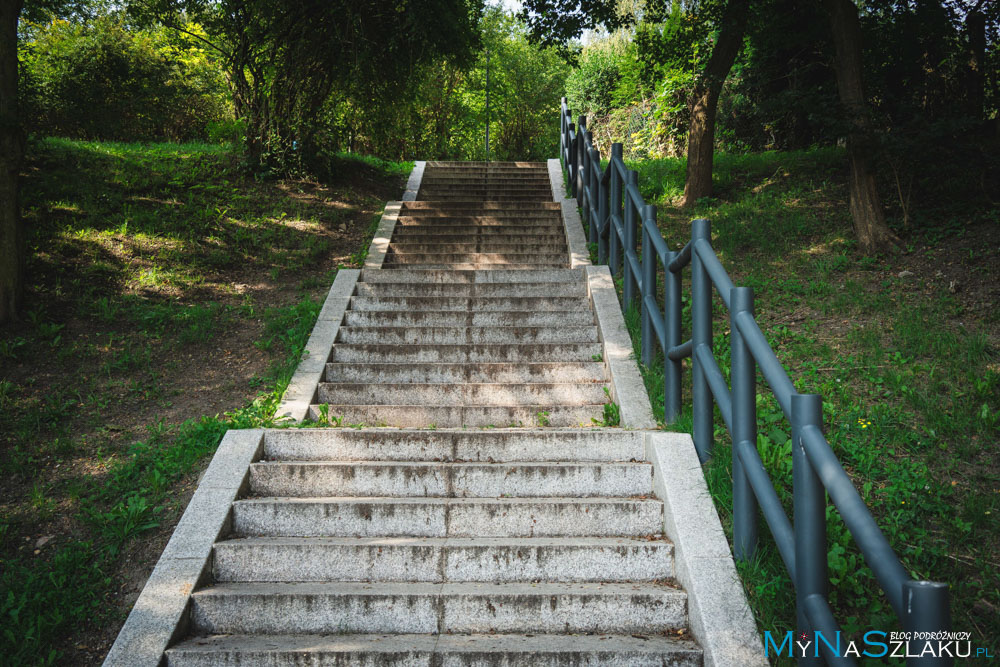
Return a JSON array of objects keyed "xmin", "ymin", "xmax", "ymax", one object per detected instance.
[
  {"xmin": 310, "ymin": 161, "xmax": 612, "ymax": 428},
  {"xmin": 152, "ymin": 161, "xmax": 705, "ymax": 666}
]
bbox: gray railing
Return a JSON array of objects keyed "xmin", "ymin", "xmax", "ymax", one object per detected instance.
[{"xmin": 560, "ymin": 98, "xmax": 951, "ymax": 666}]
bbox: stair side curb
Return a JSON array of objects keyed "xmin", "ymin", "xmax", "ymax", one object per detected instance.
[
  {"xmin": 547, "ymin": 158, "xmax": 591, "ymax": 269},
  {"xmin": 402, "ymin": 160, "xmax": 426, "ymax": 201},
  {"xmin": 102, "ymin": 429, "xmax": 264, "ymax": 667},
  {"xmin": 585, "ymin": 265, "xmax": 657, "ymax": 429},
  {"xmin": 274, "ymin": 269, "xmax": 359, "ymax": 423},
  {"xmin": 645, "ymin": 431, "xmax": 767, "ymax": 667},
  {"xmin": 363, "ymin": 201, "xmax": 402, "ymax": 269}
]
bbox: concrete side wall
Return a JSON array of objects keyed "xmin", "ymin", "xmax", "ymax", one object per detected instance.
[
  {"xmin": 645, "ymin": 431, "xmax": 767, "ymax": 667},
  {"xmin": 103, "ymin": 430, "xmax": 265, "ymax": 667}
]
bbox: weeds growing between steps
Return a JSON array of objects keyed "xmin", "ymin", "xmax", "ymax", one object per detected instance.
[
  {"xmin": 0, "ymin": 137, "xmax": 410, "ymax": 665},
  {"xmin": 593, "ymin": 147, "xmax": 998, "ymax": 662}
]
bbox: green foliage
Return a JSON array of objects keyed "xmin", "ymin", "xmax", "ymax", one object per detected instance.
[{"xmin": 19, "ymin": 16, "xmax": 230, "ymax": 141}]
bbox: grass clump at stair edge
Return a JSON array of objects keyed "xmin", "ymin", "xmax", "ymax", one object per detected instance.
[
  {"xmin": 0, "ymin": 137, "xmax": 411, "ymax": 665},
  {"xmin": 609, "ymin": 146, "xmax": 998, "ymax": 662}
]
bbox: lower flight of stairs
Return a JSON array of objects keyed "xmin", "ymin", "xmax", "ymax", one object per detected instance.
[{"xmin": 164, "ymin": 429, "xmax": 703, "ymax": 666}]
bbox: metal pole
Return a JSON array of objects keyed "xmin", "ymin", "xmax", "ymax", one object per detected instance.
[
  {"xmin": 731, "ymin": 287, "xmax": 758, "ymax": 561},
  {"xmin": 623, "ymin": 170, "xmax": 639, "ymax": 306},
  {"xmin": 664, "ymin": 250, "xmax": 681, "ymax": 422},
  {"xmin": 792, "ymin": 393, "xmax": 826, "ymax": 667},
  {"xmin": 691, "ymin": 218, "xmax": 713, "ymax": 462},
  {"xmin": 903, "ymin": 581, "xmax": 952, "ymax": 666},
  {"xmin": 641, "ymin": 205, "xmax": 657, "ymax": 366}
]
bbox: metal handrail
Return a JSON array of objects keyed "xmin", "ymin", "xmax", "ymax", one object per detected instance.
[{"xmin": 559, "ymin": 98, "xmax": 952, "ymax": 666}]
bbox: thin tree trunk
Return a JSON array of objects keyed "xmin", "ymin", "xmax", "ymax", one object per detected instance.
[
  {"xmin": 680, "ymin": 0, "xmax": 749, "ymax": 207},
  {"xmin": 0, "ymin": 0, "xmax": 25, "ymax": 324},
  {"xmin": 823, "ymin": 0, "xmax": 899, "ymax": 254}
]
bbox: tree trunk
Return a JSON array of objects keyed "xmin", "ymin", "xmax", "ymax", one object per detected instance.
[
  {"xmin": 0, "ymin": 0, "xmax": 25, "ymax": 324},
  {"xmin": 823, "ymin": 0, "xmax": 899, "ymax": 254},
  {"xmin": 680, "ymin": 0, "xmax": 749, "ymax": 207}
]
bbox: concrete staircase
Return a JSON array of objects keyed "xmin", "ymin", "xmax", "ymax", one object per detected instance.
[
  {"xmin": 165, "ymin": 431, "xmax": 702, "ymax": 665},
  {"xmin": 312, "ymin": 162, "xmax": 611, "ymax": 428},
  {"xmin": 158, "ymin": 162, "xmax": 706, "ymax": 665}
]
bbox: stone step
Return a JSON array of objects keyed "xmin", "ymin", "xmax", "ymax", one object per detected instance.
[
  {"xmin": 232, "ymin": 496, "xmax": 661, "ymax": 538},
  {"xmin": 387, "ymin": 242, "xmax": 568, "ymax": 255},
  {"xmin": 261, "ymin": 428, "xmax": 645, "ymax": 463},
  {"xmin": 347, "ymin": 296, "xmax": 590, "ymax": 312},
  {"xmin": 395, "ymin": 214, "xmax": 562, "ymax": 224},
  {"xmin": 166, "ymin": 632, "xmax": 702, "ymax": 667},
  {"xmin": 315, "ymin": 382, "xmax": 608, "ymax": 406},
  {"xmin": 324, "ymin": 361, "xmax": 604, "ymax": 384},
  {"xmin": 388, "ymin": 232, "xmax": 568, "ymax": 243},
  {"xmin": 384, "ymin": 263, "xmax": 570, "ymax": 270},
  {"xmin": 212, "ymin": 536, "xmax": 669, "ymax": 582},
  {"xmin": 401, "ymin": 200, "xmax": 560, "ymax": 210},
  {"xmin": 249, "ymin": 461, "xmax": 650, "ymax": 498},
  {"xmin": 417, "ymin": 191, "xmax": 554, "ymax": 199},
  {"xmin": 384, "ymin": 253, "xmax": 567, "ymax": 265},
  {"xmin": 306, "ymin": 403, "xmax": 605, "ymax": 428},
  {"xmin": 352, "ymin": 282, "xmax": 583, "ymax": 297},
  {"xmin": 334, "ymin": 325, "xmax": 598, "ymax": 344},
  {"xmin": 189, "ymin": 582, "xmax": 686, "ymax": 635},
  {"xmin": 357, "ymin": 269, "xmax": 582, "ymax": 284},
  {"xmin": 328, "ymin": 342, "xmax": 602, "ymax": 363},
  {"xmin": 340, "ymin": 310, "xmax": 594, "ymax": 327}
]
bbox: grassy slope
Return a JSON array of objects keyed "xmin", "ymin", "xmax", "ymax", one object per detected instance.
[
  {"xmin": 0, "ymin": 137, "xmax": 410, "ymax": 665},
  {"xmin": 612, "ymin": 147, "xmax": 998, "ymax": 660}
]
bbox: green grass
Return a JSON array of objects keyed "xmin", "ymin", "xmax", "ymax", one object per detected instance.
[
  {"xmin": 0, "ymin": 137, "xmax": 409, "ymax": 663},
  {"xmin": 593, "ymin": 146, "xmax": 999, "ymax": 660}
]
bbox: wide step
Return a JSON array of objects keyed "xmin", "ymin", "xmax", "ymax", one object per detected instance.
[
  {"xmin": 260, "ymin": 428, "xmax": 646, "ymax": 463},
  {"xmin": 213, "ymin": 536, "xmax": 671, "ymax": 582},
  {"xmin": 232, "ymin": 497, "xmax": 662, "ymax": 537},
  {"xmin": 306, "ymin": 404, "xmax": 606, "ymax": 427},
  {"xmin": 166, "ymin": 633, "xmax": 702, "ymax": 667},
  {"xmin": 189, "ymin": 582, "xmax": 687, "ymax": 635},
  {"xmin": 249, "ymin": 461, "xmax": 651, "ymax": 497},
  {"xmin": 323, "ymin": 361, "xmax": 604, "ymax": 383}
]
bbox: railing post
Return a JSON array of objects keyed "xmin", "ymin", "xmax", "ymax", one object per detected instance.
[
  {"xmin": 604, "ymin": 143, "xmax": 623, "ymax": 266},
  {"xmin": 597, "ymin": 152, "xmax": 609, "ymax": 262},
  {"xmin": 731, "ymin": 287, "xmax": 758, "ymax": 561},
  {"xmin": 640, "ymin": 204, "xmax": 656, "ymax": 366},
  {"xmin": 576, "ymin": 115, "xmax": 587, "ymax": 207},
  {"xmin": 691, "ymin": 218, "xmax": 713, "ymax": 462},
  {"xmin": 567, "ymin": 122, "xmax": 577, "ymax": 198},
  {"xmin": 792, "ymin": 393, "xmax": 826, "ymax": 667},
  {"xmin": 623, "ymin": 170, "xmax": 640, "ymax": 307},
  {"xmin": 588, "ymin": 145, "xmax": 600, "ymax": 245},
  {"xmin": 904, "ymin": 581, "xmax": 952, "ymax": 666},
  {"xmin": 664, "ymin": 251, "xmax": 681, "ymax": 423}
]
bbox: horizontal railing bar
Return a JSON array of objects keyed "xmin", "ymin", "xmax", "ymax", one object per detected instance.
[
  {"xmin": 735, "ymin": 439, "xmax": 797, "ymax": 579},
  {"xmin": 734, "ymin": 311, "xmax": 797, "ymax": 419},
  {"xmin": 668, "ymin": 339, "xmax": 693, "ymax": 361},
  {"xmin": 694, "ymin": 343, "xmax": 733, "ymax": 431},
  {"xmin": 644, "ymin": 294, "xmax": 667, "ymax": 349},
  {"xmin": 693, "ymin": 239, "xmax": 735, "ymax": 309},
  {"xmin": 626, "ymin": 182, "xmax": 644, "ymax": 211},
  {"xmin": 611, "ymin": 212, "xmax": 625, "ymax": 243},
  {"xmin": 801, "ymin": 425, "xmax": 909, "ymax": 617},
  {"xmin": 803, "ymin": 594, "xmax": 856, "ymax": 666},
  {"xmin": 626, "ymin": 251, "xmax": 642, "ymax": 293},
  {"xmin": 644, "ymin": 219, "xmax": 670, "ymax": 263},
  {"xmin": 668, "ymin": 240, "xmax": 693, "ymax": 273}
]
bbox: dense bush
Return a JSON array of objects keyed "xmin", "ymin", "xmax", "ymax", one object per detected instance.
[{"xmin": 19, "ymin": 17, "xmax": 230, "ymax": 141}]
